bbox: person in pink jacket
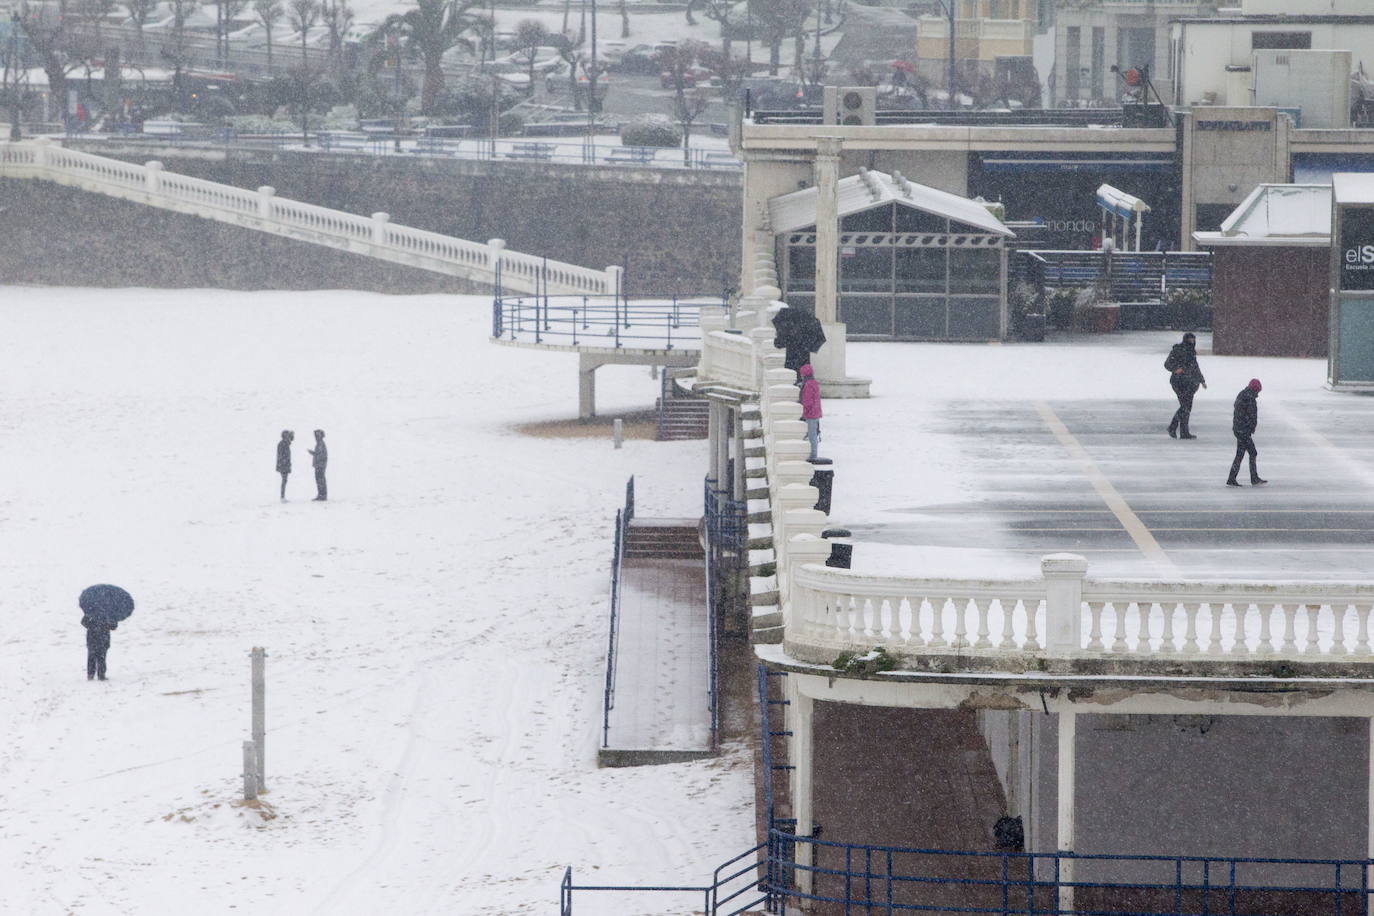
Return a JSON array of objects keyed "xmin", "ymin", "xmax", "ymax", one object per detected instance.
[{"xmin": 799, "ymin": 363, "xmax": 823, "ymax": 461}]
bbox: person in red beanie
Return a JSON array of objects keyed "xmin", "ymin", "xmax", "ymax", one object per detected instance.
[
  {"xmin": 798, "ymin": 363, "xmax": 823, "ymax": 461},
  {"xmin": 1227, "ymin": 378, "xmax": 1267, "ymax": 487}
]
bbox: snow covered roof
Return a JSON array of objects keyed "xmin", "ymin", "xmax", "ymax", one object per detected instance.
[
  {"xmin": 1332, "ymin": 172, "xmax": 1374, "ymax": 206},
  {"xmin": 1192, "ymin": 183, "xmax": 1331, "ymax": 248},
  {"xmin": 768, "ymin": 167, "xmax": 1014, "ymax": 237}
]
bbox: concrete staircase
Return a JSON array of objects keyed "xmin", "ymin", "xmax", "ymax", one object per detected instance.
[
  {"xmin": 623, "ymin": 518, "xmax": 705, "ymax": 561},
  {"xmin": 655, "ymin": 396, "xmax": 710, "ymax": 441}
]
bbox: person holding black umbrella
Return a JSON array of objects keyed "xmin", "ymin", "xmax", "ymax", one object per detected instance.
[{"xmin": 79, "ymin": 584, "xmax": 134, "ymax": 681}]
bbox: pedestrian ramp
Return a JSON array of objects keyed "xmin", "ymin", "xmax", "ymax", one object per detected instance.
[{"xmin": 598, "ymin": 521, "xmax": 714, "ymax": 767}]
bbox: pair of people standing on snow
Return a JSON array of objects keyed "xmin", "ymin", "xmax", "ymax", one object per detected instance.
[
  {"xmin": 277, "ymin": 429, "xmax": 328, "ymax": 501},
  {"xmin": 1163, "ymin": 332, "xmax": 1267, "ymax": 487}
]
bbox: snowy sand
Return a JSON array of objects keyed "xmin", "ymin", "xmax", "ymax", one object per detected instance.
[{"xmin": 0, "ymin": 288, "xmax": 754, "ymax": 915}]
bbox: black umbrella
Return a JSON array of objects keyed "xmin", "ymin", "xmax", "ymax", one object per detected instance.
[{"xmin": 79, "ymin": 584, "xmax": 135, "ymax": 625}]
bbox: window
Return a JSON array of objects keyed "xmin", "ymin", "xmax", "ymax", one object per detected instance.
[{"xmin": 1252, "ymin": 32, "xmax": 1311, "ymax": 50}]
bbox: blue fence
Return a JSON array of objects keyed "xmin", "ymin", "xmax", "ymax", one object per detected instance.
[
  {"xmin": 492, "ymin": 292, "xmax": 716, "ymax": 350},
  {"xmin": 601, "ymin": 476, "xmax": 634, "ymax": 749}
]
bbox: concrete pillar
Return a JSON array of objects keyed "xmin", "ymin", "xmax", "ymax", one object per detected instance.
[
  {"xmin": 1042, "ymin": 553, "xmax": 1088, "ymax": 652},
  {"xmin": 708, "ymin": 402, "xmax": 725, "ymax": 484},
  {"xmin": 715, "ymin": 404, "xmax": 731, "ymax": 492},
  {"xmin": 731, "ymin": 409, "xmax": 746, "ymax": 502},
  {"xmin": 1368, "ymin": 716, "xmax": 1374, "ymax": 860},
  {"xmin": 146, "ymin": 160, "xmax": 163, "ymax": 194},
  {"xmin": 577, "ymin": 353, "xmax": 600, "ymax": 419},
  {"xmin": 606, "ymin": 264, "xmax": 623, "ymax": 298},
  {"xmin": 370, "ymin": 211, "xmax": 389, "ymax": 245},
  {"xmin": 255, "ymin": 185, "xmax": 275, "ymax": 219},
  {"xmin": 790, "ymin": 680, "xmax": 816, "ymax": 896},
  {"xmin": 813, "ymin": 137, "xmax": 843, "ymax": 325},
  {"xmin": 1058, "ymin": 710, "xmax": 1077, "ymax": 911}
]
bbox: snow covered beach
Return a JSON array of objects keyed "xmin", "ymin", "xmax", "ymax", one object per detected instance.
[{"xmin": 0, "ymin": 288, "xmax": 754, "ymax": 915}]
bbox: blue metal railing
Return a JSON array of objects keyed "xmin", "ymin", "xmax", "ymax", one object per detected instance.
[
  {"xmin": 601, "ymin": 476, "xmax": 635, "ymax": 749},
  {"xmin": 492, "ymin": 292, "xmax": 718, "ymax": 350},
  {"xmin": 773, "ymin": 835, "xmax": 1374, "ymax": 914},
  {"xmin": 560, "ymin": 842, "xmax": 769, "ymax": 916}
]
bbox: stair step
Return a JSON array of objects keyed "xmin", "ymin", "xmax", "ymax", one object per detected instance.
[{"xmin": 744, "ymin": 446, "xmax": 768, "ymax": 458}]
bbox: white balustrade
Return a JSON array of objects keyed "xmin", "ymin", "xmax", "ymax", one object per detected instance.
[
  {"xmin": 0, "ymin": 140, "xmax": 612, "ymax": 296},
  {"xmin": 785, "ymin": 555, "xmax": 1374, "ymax": 669}
]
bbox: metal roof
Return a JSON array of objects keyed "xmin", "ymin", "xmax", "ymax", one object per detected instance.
[
  {"xmin": 767, "ymin": 167, "xmax": 1014, "ymax": 236},
  {"xmin": 1192, "ymin": 183, "xmax": 1331, "ymax": 247}
]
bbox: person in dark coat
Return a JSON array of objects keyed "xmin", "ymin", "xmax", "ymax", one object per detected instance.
[
  {"xmin": 82, "ymin": 614, "xmax": 116, "ymax": 681},
  {"xmin": 276, "ymin": 430, "xmax": 294, "ymax": 501},
  {"xmin": 772, "ymin": 306, "xmax": 827, "ymax": 375},
  {"xmin": 308, "ymin": 429, "xmax": 327, "ymax": 501},
  {"xmin": 1227, "ymin": 378, "xmax": 1267, "ymax": 487},
  {"xmin": 1164, "ymin": 332, "xmax": 1206, "ymax": 439}
]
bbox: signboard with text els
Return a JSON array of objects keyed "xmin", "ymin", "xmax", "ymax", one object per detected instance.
[{"xmin": 1341, "ymin": 208, "xmax": 1374, "ymax": 291}]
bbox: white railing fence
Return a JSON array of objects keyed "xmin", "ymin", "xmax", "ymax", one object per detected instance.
[
  {"xmin": 0, "ymin": 138, "xmax": 615, "ymax": 296},
  {"xmin": 789, "ymin": 554, "xmax": 1374, "ymax": 667}
]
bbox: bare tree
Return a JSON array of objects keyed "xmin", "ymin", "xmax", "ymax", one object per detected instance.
[
  {"xmin": 320, "ymin": 0, "xmax": 353, "ymax": 76},
  {"xmin": 287, "ymin": 0, "xmax": 320, "ymax": 64},
  {"xmin": 254, "ymin": 0, "xmax": 284, "ymax": 71},
  {"xmin": 752, "ymin": 0, "xmax": 811, "ymax": 76},
  {"xmin": 513, "ymin": 18, "xmax": 547, "ymax": 91},
  {"xmin": 658, "ymin": 40, "xmax": 712, "ymax": 165},
  {"xmin": 702, "ymin": 0, "xmax": 737, "ymax": 59},
  {"xmin": 618, "ymin": 0, "xmax": 629, "ymax": 39},
  {"xmin": 125, "ymin": 0, "xmax": 160, "ymax": 50}
]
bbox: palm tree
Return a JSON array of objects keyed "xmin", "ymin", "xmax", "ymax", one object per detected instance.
[
  {"xmin": 376, "ymin": 0, "xmax": 481, "ymax": 116},
  {"xmin": 254, "ymin": 0, "xmax": 283, "ymax": 72},
  {"xmin": 287, "ymin": 0, "xmax": 319, "ymax": 65}
]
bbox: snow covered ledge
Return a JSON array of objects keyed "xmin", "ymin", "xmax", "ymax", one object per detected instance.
[{"xmin": 783, "ymin": 553, "xmax": 1374, "ymax": 679}]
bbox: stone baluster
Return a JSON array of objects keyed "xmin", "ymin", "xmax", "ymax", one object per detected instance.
[
  {"xmin": 370, "ymin": 211, "xmax": 389, "ymax": 245},
  {"xmin": 1280, "ymin": 603, "xmax": 1298, "ymax": 652},
  {"xmin": 1330, "ymin": 605, "xmax": 1349, "ymax": 656},
  {"xmin": 1181, "ymin": 603, "xmax": 1202, "ymax": 655},
  {"xmin": 1085, "ymin": 602, "xmax": 1105, "ymax": 651},
  {"xmin": 1025, "ymin": 598, "xmax": 1042, "ymax": 650},
  {"xmin": 926, "ymin": 596, "xmax": 949, "ymax": 648},
  {"xmin": 973, "ymin": 598, "xmax": 993, "ymax": 649},
  {"xmin": 1160, "ymin": 602, "xmax": 1178, "ymax": 653},
  {"xmin": 950, "ymin": 597, "xmax": 969, "ymax": 649},
  {"xmin": 1042, "ymin": 553, "xmax": 1088, "ymax": 653},
  {"xmin": 1229, "ymin": 604, "xmax": 1252, "ymax": 656},
  {"xmin": 997, "ymin": 598, "xmax": 1019, "ymax": 650},
  {"xmin": 1357, "ymin": 604, "xmax": 1372, "ymax": 655},
  {"xmin": 1304, "ymin": 605, "xmax": 1322, "ymax": 654},
  {"xmin": 1110, "ymin": 603, "xmax": 1130, "ymax": 654},
  {"xmin": 1256, "ymin": 603, "xmax": 1275, "ymax": 655}
]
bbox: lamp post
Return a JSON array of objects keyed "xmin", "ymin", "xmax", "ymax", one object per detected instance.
[
  {"xmin": 945, "ymin": 0, "xmax": 955, "ymax": 110},
  {"xmin": 6, "ymin": 11, "xmax": 21, "ymax": 140},
  {"xmin": 585, "ymin": 0, "xmax": 598, "ymax": 146},
  {"xmin": 392, "ymin": 40, "xmax": 403, "ymax": 153}
]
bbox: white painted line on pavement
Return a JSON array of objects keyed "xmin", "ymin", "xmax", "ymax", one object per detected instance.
[
  {"xmin": 1034, "ymin": 401, "xmax": 1178, "ymax": 575},
  {"xmin": 1265, "ymin": 400, "xmax": 1374, "ymax": 492}
]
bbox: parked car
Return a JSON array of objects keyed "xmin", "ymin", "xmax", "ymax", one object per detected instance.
[
  {"xmin": 611, "ymin": 44, "xmax": 658, "ymax": 75},
  {"xmin": 493, "ymin": 46, "xmax": 564, "ymax": 73},
  {"xmin": 660, "ymin": 64, "xmax": 716, "ymax": 90}
]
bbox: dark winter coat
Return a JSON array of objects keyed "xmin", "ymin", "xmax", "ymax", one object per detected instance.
[
  {"xmin": 82, "ymin": 615, "xmax": 116, "ymax": 649},
  {"xmin": 1165, "ymin": 342, "xmax": 1205, "ymax": 392},
  {"xmin": 773, "ymin": 307, "xmax": 827, "ymax": 372},
  {"xmin": 310, "ymin": 440, "xmax": 328, "ymax": 469},
  {"xmin": 276, "ymin": 439, "xmax": 292, "ymax": 474},
  {"xmin": 1232, "ymin": 387, "xmax": 1259, "ymax": 438}
]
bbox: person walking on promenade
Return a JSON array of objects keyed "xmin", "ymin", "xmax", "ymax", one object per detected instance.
[
  {"xmin": 1165, "ymin": 332, "xmax": 1206, "ymax": 439},
  {"xmin": 799, "ymin": 363, "xmax": 823, "ymax": 461},
  {"xmin": 308, "ymin": 429, "xmax": 328, "ymax": 501},
  {"xmin": 1227, "ymin": 379, "xmax": 1267, "ymax": 487},
  {"xmin": 82, "ymin": 614, "xmax": 117, "ymax": 681},
  {"xmin": 276, "ymin": 430, "xmax": 294, "ymax": 501}
]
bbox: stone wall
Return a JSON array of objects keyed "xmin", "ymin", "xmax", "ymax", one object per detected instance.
[
  {"xmin": 41, "ymin": 143, "xmax": 744, "ymax": 295},
  {"xmin": 0, "ymin": 178, "xmax": 480, "ymax": 293}
]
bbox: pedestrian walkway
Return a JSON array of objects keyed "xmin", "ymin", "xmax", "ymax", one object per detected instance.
[{"xmin": 599, "ymin": 557, "xmax": 713, "ymax": 766}]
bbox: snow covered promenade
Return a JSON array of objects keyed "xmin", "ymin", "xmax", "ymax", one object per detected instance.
[{"xmin": 0, "ymin": 289, "xmax": 754, "ymax": 915}]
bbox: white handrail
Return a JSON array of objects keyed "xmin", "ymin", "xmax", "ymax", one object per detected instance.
[
  {"xmin": 0, "ymin": 139, "xmax": 615, "ymax": 295},
  {"xmin": 788, "ymin": 558, "xmax": 1374, "ymax": 666}
]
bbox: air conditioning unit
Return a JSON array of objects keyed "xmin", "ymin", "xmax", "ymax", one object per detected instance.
[{"xmin": 822, "ymin": 86, "xmax": 877, "ymax": 126}]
